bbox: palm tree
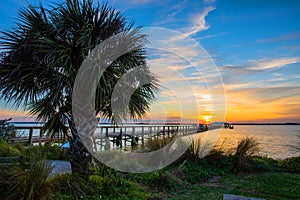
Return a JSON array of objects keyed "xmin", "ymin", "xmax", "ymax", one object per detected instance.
[{"xmin": 0, "ymin": 0, "xmax": 158, "ymax": 178}]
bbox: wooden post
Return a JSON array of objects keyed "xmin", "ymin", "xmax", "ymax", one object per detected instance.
[
  {"xmin": 105, "ymin": 127, "xmax": 109, "ymax": 138},
  {"xmin": 29, "ymin": 128, "xmax": 33, "ymax": 146},
  {"xmin": 142, "ymin": 126, "xmax": 144, "ymax": 144},
  {"xmin": 131, "ymin": 127, "xmax": 135, "ymax": 146},
  {"xmin": 40, "ymin": 128, "xmax": 43, "ymax": 137},
  {"xmin": 93, "ymin": 138, "xmax": 97, "ymax": 151},
  {"xmin": 104, "ymin": 127, "xmax": 110, "ymax": 150},
  {"xmin": 119, "ymin": 128, "xmax": 120, "ymax": 148}
]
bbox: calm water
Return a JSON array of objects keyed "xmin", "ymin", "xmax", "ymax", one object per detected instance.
[
  {"xmin": 13, "ymin": 123, "xmax": 300, "ymax": 159},
  {"xmin": 216, "ymin": 125, "xmax": 300, "ymax": 159}
]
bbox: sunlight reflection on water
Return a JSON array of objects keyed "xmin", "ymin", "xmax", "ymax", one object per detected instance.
[{"xmin": 215, "ymin": 125, "xmax": 300, "ymax": 159}]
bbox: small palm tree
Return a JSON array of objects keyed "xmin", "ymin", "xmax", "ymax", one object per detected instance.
[{"xmin": 0, "ymin": 0, "xmax": 158, "ymax": 178}]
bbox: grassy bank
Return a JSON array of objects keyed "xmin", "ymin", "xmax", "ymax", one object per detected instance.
[
  {"xmin": 167, "ymin": 172, "xmax": 300, "ymax": 200},
  {"xmin": 0, "ymin": 137, "xmax": 299, "ymax": 199}
]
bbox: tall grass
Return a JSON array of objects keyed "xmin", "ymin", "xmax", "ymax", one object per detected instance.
[
  {"xmin": 232, "ymin": 137, "xmax": 260, "ymax": 172},
  {"xmin": 0, "ymin": 147, "xmax": 53, "ymax": 200},
  {"xmin": 26, "ymin": 143, "xmax": 68, "ymax": 160},
  {"xmin": 183, "ymin": 137, "xmax": 206, "ymax": 160},
  {"xmin": 145, "ymin": 135, "xmax": 175, "ymax": 151}
]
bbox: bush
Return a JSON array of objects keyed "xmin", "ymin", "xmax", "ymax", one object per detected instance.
[
  {"xmin": 250, "ymin": 156, "xmax": 281, "ymax": 172},
  {"xmin": 280, "ymin": 156, "xmax": 300, "ymax": 173},
  {"xmin": 90, "ymin": 175, "xmax": 117, "ymax": 196},
  {"xmin": 0, "ymin": 148, "xmax": 53, "ymax": 200},
  {"xmin": 0, "ymin": 140, "xmax": 23, "ymax": 157},
  {"xmin": 48, "ymin": 174, "xmax": 89, "ymax": 199},
  {"xmin": 26, "ymin": 143, "xmax": 68, "ymax": 160}
]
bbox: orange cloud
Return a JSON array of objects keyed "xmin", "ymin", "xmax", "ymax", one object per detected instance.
[{"xmin": 225, "ymin": 87, "xmax": 300, "ymax": 122}]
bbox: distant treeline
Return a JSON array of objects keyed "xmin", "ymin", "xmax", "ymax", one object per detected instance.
[{"xmin": 231, "ymin": 123, "xmax": 300, "ymax": 125}]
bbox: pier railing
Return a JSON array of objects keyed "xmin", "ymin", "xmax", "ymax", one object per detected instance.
[
  {"xmin": 92, "ymin": 124, "xmax": 201, "ymax": 150},
  {"xmin": 6, "ymin": 123, "xmax": 213, "ymax": 147}
]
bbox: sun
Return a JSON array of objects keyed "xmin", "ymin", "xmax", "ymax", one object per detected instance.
[{"xmin": 200, "ymin": 115, "xmax": 212, "ymax": 124}]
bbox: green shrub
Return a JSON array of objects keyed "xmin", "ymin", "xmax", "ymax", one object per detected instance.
[
  {"xmin": 250, "ymin": 156, "xmax": 281, "ymax": 172},
  {"xmin": 0, "ymin": 140, "xmax": 23, "ymax": 157},
  {"xmin": 90, "ymin": 175, "xmax": 117, "ymax": 196},
  {"xmin": 130, "ymin": 169, "xmax": 180, "ymax": 192},
  {"xmin": 280, "ymin": 156, "xmax": 300, "ymax": 173},
  {"xmin": 204, "ymin": 147, "xmax": 229, "ymax": 168},
  {"xmin": 48, "ymin": 174, "xmax": 89, "ymax": 199},
  {"xmin": 26, "ymin": 143, "xmax": 68, "ymax": 160},
  {"xmin": 0, "ymin": 149, "xmax": 52, "ymax": 200},
  {"xmin": 90, "ymin": 162, "xmax": 150, "ymax": 199}
]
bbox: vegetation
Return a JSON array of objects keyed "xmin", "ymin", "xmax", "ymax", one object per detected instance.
[
  {"xmin": 0, "ymin": 0, "xmax": 158, "ymax": 178},
  {"xmin": 167, "ymin": 173, "xmax": 300, "ymax": 200},
  {"xmin": 0, "ymin": 136, "xmax": 299, "ymax": 199},
  {"xmin": 0, "ymin": 140, "xmax": 24, "ymax": 157},
  {"xmin": 0, "ymin": 147, "xmax": 53, "ymax": 200},
  {"xmin": 231, "ymin": 137, "xmax": 260, "ymax": 172},
  {"xmin": 145, "ymin": 135, "xmax": 175, "ymax": 151},
  {"xmin": 0, "ymin": 118, "xmax": 15, "ymax": 140}
]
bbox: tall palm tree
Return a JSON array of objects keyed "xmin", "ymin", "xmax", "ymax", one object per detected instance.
[{"xmin": 0, "ymin": 0, "xmax": 158, "ymax": 178}]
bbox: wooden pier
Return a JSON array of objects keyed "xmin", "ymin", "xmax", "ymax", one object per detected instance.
[
  {"xmin": 6, "ymin": 122, "xmax": 63, "ymax": 146},
  {"xmin": 6, "ymin": 122, "xmax": 211, "ymax": 149},
  {"xmin": 92, "ymin": 124, "xmax": 203, "ymax": 151}
]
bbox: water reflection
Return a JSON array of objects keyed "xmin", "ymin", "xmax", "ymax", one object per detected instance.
[{"xmin": 215, "ymin": 125, "xmax": 300, "ymax": 159}]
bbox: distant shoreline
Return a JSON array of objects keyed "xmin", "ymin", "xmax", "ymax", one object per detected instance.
[{"xmin": 230, "ymin": 123, "xmax": 300, "ymax": 125}]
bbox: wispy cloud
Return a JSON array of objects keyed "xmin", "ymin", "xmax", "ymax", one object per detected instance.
[
  {"xmin": 259, "ymin": 32, "xmax": 300, "ymax": 43},
  {"xmin": 281, "ymin": 45, "xmax": 300, "ymax": 50},
  {"xmin": 224, "ymin": 57, "xmax": 300, "ymax": 72},
  {"xmin": 204, "ymin": 0, "xmax": 216, "ymax": 3},
  {"xmin": 184, "ymin": 6, "xmax": 215, "ymax": 37},
  {"xmin": 198, "ymin": 32, "xmax": 227, "ymax": 40},
  {"xmin": 248, "ymin": 57, "xmax": 300, "ymax": 70},
  {"xmin": 128, "ymin": 0, "xmax": 159, "ymax": 4}
]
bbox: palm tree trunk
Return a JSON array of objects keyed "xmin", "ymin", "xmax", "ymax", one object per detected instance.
[{"xmin": 68, "ymin": 117, "xmax": 92, "ymax": 179}]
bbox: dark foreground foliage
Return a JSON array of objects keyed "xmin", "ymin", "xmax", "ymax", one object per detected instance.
[{"xmin": 0, "ymin": 137, "xmax": 299, "ymax": 199}]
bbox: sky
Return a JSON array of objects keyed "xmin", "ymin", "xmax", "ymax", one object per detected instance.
[{"xmin": 0, "ymin": 0, "xmax": 300, "ymax": 123}]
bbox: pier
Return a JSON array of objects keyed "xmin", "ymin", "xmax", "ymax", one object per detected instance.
[
  {"xmin": 5, "ymin": 122, "xmax": 212, "ymax": 149},
  {"xmin": 92, "ymin": 124, "xmax": 202, "ymax": 151}
]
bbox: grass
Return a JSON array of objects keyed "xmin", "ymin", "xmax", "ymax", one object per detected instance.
[
  {"xmin": 145, "ymin": 135, "xmax": 175, "ymax": 152},
  {"xmin": 232, "ymin": 137, "xmax": 260, "ymax": 172},
  {"xmin": 167, "ymin": 172, "xmax": 300, "ymax": 200},
  {"xmin": 0, "ymin": 148, "xmax": 53, "ymax": 200},
  {"xmin": 0, "ymin": 137, "xmax": 299, "ymax": 199},
  {"xmin": 26, "ymin": 143, "xmax": 69, "ymax": 160}
]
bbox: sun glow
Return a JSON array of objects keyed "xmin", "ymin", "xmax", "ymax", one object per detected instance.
[{"xmin": 200, "ymin": 115, "xmax": 212, "ymax": 124}]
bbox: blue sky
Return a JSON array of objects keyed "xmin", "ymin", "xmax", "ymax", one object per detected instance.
[{"xmin": 0, "ymin": 0, "xmax": 300, "ymax": 122}]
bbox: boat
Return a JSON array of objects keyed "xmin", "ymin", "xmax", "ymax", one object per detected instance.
[{"xmin": 209, "ymin": 122, "xmax": 234, "ymax": 129}]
